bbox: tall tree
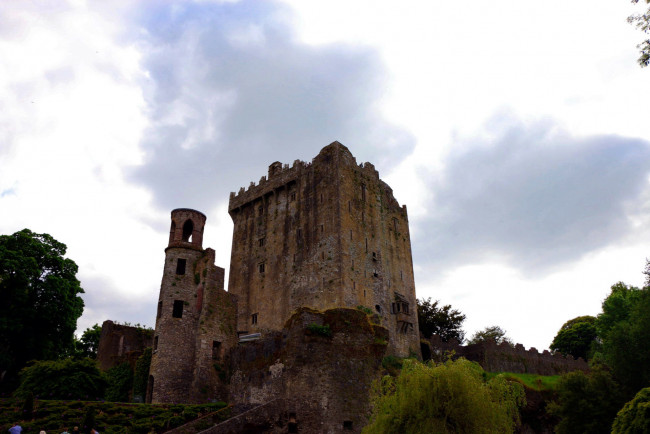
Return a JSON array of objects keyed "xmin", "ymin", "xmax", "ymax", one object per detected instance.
[
  {"xmin": 550, "ymin": 316, "xmax": 597, "ymax": 360},
  {"xmin": 0, "ymin": 229, "xmax": 84, "ymax": 386},
  {"xmin": 76, "ymin": 324, "xmax": 102, "ymax": 359},
  {"xmin": 416, "ymin": 298, "xmax": 466, "ymax": 342}
]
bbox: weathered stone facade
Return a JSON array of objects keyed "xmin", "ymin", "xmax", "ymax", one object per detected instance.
[
  {"xmin": 96, "ymin": 320, "xmax": 153, "ymax": 371},
  {"xmin": 228, "ymin": 142, "xmax": 419, "ymax": 356},
  {"xmin": 147, "ymin": 143, "xmax": 420, "ymax": 432}
]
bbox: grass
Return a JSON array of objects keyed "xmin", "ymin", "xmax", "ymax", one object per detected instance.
[
  {"xmin": 486, "ymin": 372, "xmax": 561, "ymax": 391},
  {"xmin": 0, "ymin": 398, "xmax": 228, "ymax": 433}
]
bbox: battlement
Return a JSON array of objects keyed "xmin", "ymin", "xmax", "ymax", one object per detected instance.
[{"xmin": 426, "ymin": 335, "xmax": 588, "ymax": 376}]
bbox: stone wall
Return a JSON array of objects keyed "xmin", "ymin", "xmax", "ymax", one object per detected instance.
[
  {"xmin": 227, "ymin": 307, "xmax": 389, "ymax": 434},
  {"xmin": 96, "ymin": 320, "xmax": 153, "ymax": 371},
  {"xmin": 426, "ymin": 335, "xmax": 588, "ymax": 375}
]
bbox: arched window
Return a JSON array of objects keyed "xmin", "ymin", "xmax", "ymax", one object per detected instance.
[{"xmin": 182, "ymin": 220, "xmax": 193, "ymax": 242}]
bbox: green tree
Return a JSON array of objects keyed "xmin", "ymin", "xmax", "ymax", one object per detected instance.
[
  {"xmin": 612, "ymin": 387, "xmax": 650, "ymax": 433},
  {"xmin": 550, "ymin": 316, "xmax": 597, "ymax": 360},
  {"xmin": 468, "ymin": 325, "xmax": 513, "ymax": 345},
  {"xmin": 77, "ymin": 324, "xmax": 102, "ymax": 359},
  {"xmin": 14, "ymin": 358, "xmax": 107, "ymax": 400},
  {"xmin": 363, "ymin": 358, "xmax": 525, "ymax": 433},
  {"xmin": 629, "ymin": 0, "xmax": 650, "ymax": 67},
  {"xmin": 0, "ymin": 229, "xmax": 85, "ymax": 386},
  {"xmin": 132, "ymin": 348, "xmax": 152, "ymax": 401},
  {"xmin": 416, "ymin": 298, "xmax": 466, "ymax": 342},
  {"xmin": 549, "ymin": 368, "xmax": 627, "ymax": 434},
  {"xmin": 596, "ymin": 282, "xmax": 642, "ymax": 339},
  {"xmin": 601, "ymin": 288, "xmax": 650, "ymax": 395}
]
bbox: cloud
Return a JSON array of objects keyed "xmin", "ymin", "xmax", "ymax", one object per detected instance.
[
  {"xmin": 413, "ymin": 115, "xmax": 650, "ymax": 278},
  {"xmin": 128, "ymin": 0, "xmax": 415, "ymax": 211}
]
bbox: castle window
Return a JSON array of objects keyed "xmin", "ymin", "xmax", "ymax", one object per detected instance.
[
  {"xmin": 375, "ymin": 304, "xmax": 382, "ymax": 313},
  {"xmin": 350, "ymin": 229, "xmax": 352, "ymax": 240},
  {"xmin": 251, "ymin": 313, "xmax": 258, "ymax": 325},
  {"xmin": 258, "ymin": 262, "xmax": 265, "ymax": 273},
  {"xmin": 290, "ymin": 191, "xmax": 296, "ymax": 201},
  {"xmin": 297, "ymin": 228, "xmax": 302, "ymax": 238},
  {"xmin": 372, "ymin": 251, "xmax": 377, "ymax": 261},
  {"xmin": 176, "ymin": 258, "xmax": 186, "ymax": 275},
  {"xmin": 365, "ymin": 238, "xmax": 368, "ymax": 253},
  {"xmin": 212, "ymin": 341, "xmax": 222, "ymax": 360},
  {"xmin": 182, "ymin": 220, "xmax": 193, "ymax": 242},
  {"xmin": 258, "ymin": 205, "xmax": 263, "ymax": 216},
  {"xmin": 348, "ymin": 201, "xmax": 351, "ymax": 212},
  {"xmin": 362, "ymin": 212, "xmax": 365, "ymax": 223},
  {"xmin": 320, "ymin": 193, "xmax": 323, "ymax": 203},
  {"xmin": 157, "ymin": 301, "xmax": 162, "ymax": 318},
  {"xmin": 320, "ymin": 224, "xmax": 324, "ymax": 233},
  {"xmin": 373, "ymin": 271, "xmax": 379, "ymax": 277},
  {"xmin": 258, "ymin": 237, "xmax": 265, "ymax": 247},
  {"xmin": 393, "ymin": 218, "xmax": 398, "ymax": 232},
  {"xmin": 153, "ymin": 335, "xmax": 159, "ymax": 351},
  {"xmin": 172, "ymin": 300, "xmax": 183, "ymax": 318},
  {"xmin": 343, "ymin": 421, "xmax": 353, "ymax": 430},
  {"xmin": 288, "ymin": 413, "xmax": 298, "ymax": 433},
  {"xmin": 361, "ymin": 183, "xmax": 366, "ymax": 201}
]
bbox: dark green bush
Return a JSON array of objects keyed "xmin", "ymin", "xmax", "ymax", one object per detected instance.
[
  {"xmin": 105, "ymin": 363, "xmax": 133, "ymax": 402},
  {"xmin": 307, "ymin": 323, "xmax": 332, "ymax": 337}
]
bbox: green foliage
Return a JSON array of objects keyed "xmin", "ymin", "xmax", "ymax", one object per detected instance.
[
  {"xmin": 600, "ymin": 287, "xmax": 650, "ymax": 394},
  {"xmin": 22, "ymin": 391, "xmax": 34, "ymax": 419},
  {"xmin": 548, "ymin": 367, "xmax": 627, "ymax": 434},
  {"xmin": 550, "ymin": 315, "xmax": 597, "ymax": 360},
  {"xmin": 363, "ymin": 358, "xmax": 525, "ymax": 434},
  {"xmin": 76, "ymin": 324, "xmax": 102, "ymax": 359},
  {"xmin": 0, "ymin": 398, "xmax": 228, "ymax": 433},
  {"xmin": 416, "ymin": 298, "xmax": 466, "ymax": 342},
  {"xmin": 628, "ymin": 0, "xmax": 650, "ymax": 67},
  {"xmin": 356, "ymin": 305, "xmax": 373, "ymax": 315},
  {"xmin": 306, "ymin": 323, "xmax": 332, "ymax": 337},
  {"xmin": 468, "ymin": 325, "xmax": 513, "ymax": 346},
  {"xmin": 0, "ymin": 229, "xmax": 85, "ymax": 385},
  {"xmin": 105, "ymin": 363, "xmax": 134, "ymax": 402},
  {"xmin": 132, "ymin": 348, "xmax": 152, "ymax": 401},
  {"xmin": 14, "ymin": 358, "xmax": 107, "ymax": 400},
  {"xmin": 596, "ymin": 282, "xmax": 642, "ymax": 338},
  {"xmin": 612, "ymin": 387, "xmax": 650, "ymax": 433},
  {"xmin": 81, "ymin": 406, "xmax": 96, "ymax": 434}
]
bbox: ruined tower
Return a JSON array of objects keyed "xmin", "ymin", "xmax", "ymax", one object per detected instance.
[
  {"xmin": 148, "ymin": 209, "xmax": 236, "ymax": 403},
  {"xmin": 228, "ymin": 142, "xmax": 420, "ymax": 356}
]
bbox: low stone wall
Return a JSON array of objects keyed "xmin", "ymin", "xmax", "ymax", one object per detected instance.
[{"xmin": 426, "ymin": 335, "xmax": 588, "ymax": 375}]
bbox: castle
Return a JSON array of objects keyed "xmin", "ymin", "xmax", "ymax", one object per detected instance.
[{"xmin": 146, "ymin": 142, "xmax": 420, "ymax": 431}]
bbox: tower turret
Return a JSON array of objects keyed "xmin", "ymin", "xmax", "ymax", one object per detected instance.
[{"xmin": 148, "ymin": 208, "xmax": 208, "ymax": 403}]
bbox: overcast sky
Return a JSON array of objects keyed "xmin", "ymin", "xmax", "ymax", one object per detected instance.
[{"xmin": 1, "ymin": 0, "xmax": 649, "ymax": 351}]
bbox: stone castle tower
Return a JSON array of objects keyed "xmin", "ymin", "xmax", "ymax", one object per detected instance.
[
  {"xmin": 148, "ymin": 142, "xmax": 420, "ymax": 414},
  {"xmin": 228, "ymin": 141, "xmax": 419, "ymax": 355}
]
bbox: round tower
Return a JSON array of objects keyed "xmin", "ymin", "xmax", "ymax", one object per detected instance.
[{"xmin": 148, "ymin": 209, "xmax": 207, "ymax": 403}]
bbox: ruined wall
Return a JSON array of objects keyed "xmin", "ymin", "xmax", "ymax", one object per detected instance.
[
  {"xmin": 227, "ymin": 308, "xmax": 389, "ymax": 434},
  {"xmin": 228, "ymin": 142, "xmax": 420, "ymax": 357},
  {"xmin": 97, "ymin": 320, "xmax": 153, "ymax": 371},
  {"xmin": 427, "ymin": 335, "xmax": 589, "ymax": 375}
]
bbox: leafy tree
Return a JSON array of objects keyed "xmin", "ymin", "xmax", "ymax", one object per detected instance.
[
  {"xmin": 14, "ymin": 358, "xmax": 107, "ymax": 400},
  {"xmin": 0, "ymin": 229, "xmax": 84, "ymax": 385},
  {"xmin": 132, "ymin": 348, "xmax": 152, "ymax": 400},
  {"xmin": 468, "ymin": 325, "xmax": 513, "ymax": 345},
  {"xmin": 612, "ymin": 387, "xmax": 650, "ymax": 433},
  {"xmin": 550, "ymin": 316, "xmax": 597, "ymax": 360},
  {"xmin": 600, "ymin": 288, "xmax": 650, "ymax": 395},
  {"xmin": 77, "ymin": 324, "xmax": 102, "ymax": 359},
  {"xmin": 416, "ymin": 298, "xmax": 466, "ymax": 342},
  {"xmin": 596, "ymin": 282, "xmax": 642, "ymax": 338},
  {"xmin": 363, "ymin": 358, "xmax": 525, "ymax": 433},
  {"xmin": 549, "ymin": 367, "xmax": 627, "ymax": 434},
  {"xmin": 629, "ymin": 0, "xmax": 650, "ymax": 67}
]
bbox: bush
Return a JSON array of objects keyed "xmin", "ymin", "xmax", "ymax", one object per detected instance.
[
  {"xmin": 105, "ymin": 363, "xmax": 133, "ymax": 402},
  {"xmin": 14, "ymin": 358, "xmax": 107, "ymax": 400},
  {"xmin": 306, "ymin": 323, "xmax": 332, "ymax": 337},
  {"xmin": 612, "ymin": 387, "xmax": 650, "ymax": 433},
  {"xmin": 132, "ymin": 348, "xmax": 152, "ymax": 401},
  {"xmin": 363, "ymin": 358, "xmax": 525, "ymax": 433}
]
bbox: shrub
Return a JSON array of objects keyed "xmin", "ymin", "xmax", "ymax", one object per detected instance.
[
  {"xmin": 612, "ymin": 387, "xmax": 650, "ymax": 433},
  {"xmin": 132, "ymin": 348, "xmax": 152, "ymax": 401},
  {"xmin": 306, "ymin": 323, "xmax": 332, "ymax": 337},
  {"xmin": 105, "ymin": 363, "xmax": 133, "ymax": 402},
  {"xmin": 364, "ymin": 358, "xmax": 525, "ymax": 433},
  {"xmin": 14, "ymin": 358, "xmax": 107, "ymax": 400}
]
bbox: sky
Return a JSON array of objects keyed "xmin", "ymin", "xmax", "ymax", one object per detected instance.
[{"xmin": 1, "ymin": 0, "xmax": 649, "ymax": 351}]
